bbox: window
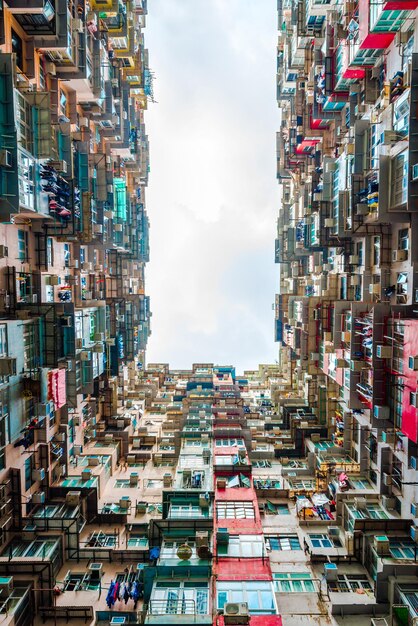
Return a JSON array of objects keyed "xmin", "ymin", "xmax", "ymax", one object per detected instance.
[
  {"xmin": 17, "ymin": 230, "xmax": 28, "ymax": 261},
  {"xmin": 390, "ymin": 540, "xmax": 416, "ymax": 559},
  {"xmin": 24, "ymin": 457, "xmax": 33, "ymax": 491},
  {"xmin": 114, "ymin": 479, "xmax": 130, "ymax": 488},
  {"xmin": 392, "ymin": 151, "xmax": 408, "ymax": 207},
  {"xmin": 273, "ymin": 573, "xmax": 315, "ymax": 593},
  {"xmin": 85, "ymin": 531, "xmax": 117, "ymax": 547},
  {"xmin": 0, "ymin": 326, "xmax": 6, "ymax": 356},
  {"xmin": 328, "ymin": 574, "xmax": 372, "ymax": 593},
  {"xmin": 169, "ymin": 504, "xmax": 205, "ymax": 519},
  {"xmin": 23, "ymin": 323, "xmax": 40, "ymax": 371},
  {"xmin": 151, "ymin": 581, "xmax": 208, "ymax": 615},
  {"xmin": 373, "ymin": 236, "xmax": 380, "ymax": 266},
  {"xmin": 5, "ymin": 539, "xmax": 57, "ymax": 559},
  {"xmin": 127, "ymin": 535, "xmax": 148, "ymax": 548},
  {"xmin": 308, "ymin": 533, "xmax": 333, "ymax": 548},
  {"xmin": 398, "ymin": 228, "xmax": 409, "ymax": 251},
  {"xmin": 217, "ymin": 581, "xmax": 275, "ymax": 614},
  {"xmin": 218, "ymin": 535, "xmax": 264, "ymax": 558},
  {"xmin": 11, "ymin": 29, "xmax": 23, "ymax": 70},
  {"xmin": 46, "ymin": 238, "xmax": 54, "ymax": 268},
  {"xmin": 265, "ymin": 535, "xmax": 301, "ymax": 551},
  {"xmin": 215, "ymin": 438, "xmax": 244, "ymax": 447},
  {"xmin": 146, "ymin": 479, "xmax": 163, "ymax": 489},
  {"xmin": 63, "ymin": 244, "xmax": 71, "ymax": 267},
  {"xmin": 216, "ymin": 501, "xmax": 255, "ymax": 519}
]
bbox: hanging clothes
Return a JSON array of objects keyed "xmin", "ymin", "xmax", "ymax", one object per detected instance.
[{"xmin": 106, "ymin": 581, "xmax": 115, "ymax": 608}]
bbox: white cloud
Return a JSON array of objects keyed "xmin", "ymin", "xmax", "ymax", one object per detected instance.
[{"xmin": 145, "ymin": 0, "xmax": 279, "ymax": 372}]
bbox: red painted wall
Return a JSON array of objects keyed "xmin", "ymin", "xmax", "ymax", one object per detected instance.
[{"xmin": 400, "ymin": 320, "xmax": 418, "ymax": 443}]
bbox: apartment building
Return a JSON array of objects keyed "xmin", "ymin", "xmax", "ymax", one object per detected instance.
[
  {"xmin": 274, "ymin": 0, "xmax": 418, "ymax": 624},
  {"xmin": 0, "ymin": 0, "xmax": 151, "ymax": 623}
]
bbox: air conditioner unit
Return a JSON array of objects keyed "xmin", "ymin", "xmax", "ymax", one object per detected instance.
[
  {"xmin": 0, "ymin": 245, "xmax": 8, "ymax": 258},
  {"xmin": 0, "ymin": 358, "xmax": 17, "ymax": 376},
  {"xmin": 81, "ymin": 469, "xmax": 92, "ymax": 481},
  {"xmin": 328, "ymin": 526, "xmax": 340, "ymax": 537},
  {"xmin": 88, "ymin": 457, "xmax": 100, "ymax": 466},
  {"xmin": 73, "ymin": 445, "xmax": 83, "ymax": 455},
  {"xmin": 396, "ymin": 30, "xmax": 411, "ymax": 46},
  {"xmin": 72, "ymin": 17, "xmax": 83, "ymax": 32},
  {"xmin": 32, "ymin": 492, "xmax": 45, "ymax": 504},
  {"xmin": 55, "ymin": 432, "xmax": 66, "ymax": 443},
  {"xmin": 217, "ymin": 477, "xmax": 227, "ymax": 490},
  {"xmin": 376, "ymin": 345, "xmax": 392, "ymax": 359},
  {"xmin": 369, "ymin": 283, "xmax": 381, "ymax": 294},
  {"xmin": 409, "ymin": 356, "xmax": 418, "ymax": 371},
  {"xmin": 351, "ymin": 274, "xmax": 361, "ymax": 286},
  {"xmin": 392, "ymin": 249, "xmax": 407, "ymax": 262},
  {"xmin": 66, "ymin": 491, "xmax": 81, "ymax": 506},
  {"xmin": 0, "ymin": 577, "xmax": 13, "ymax": 594},
  {"xmin": 80, "ymin": 351, "xmax": 91, "ymax": 361},
  {"xmin": 383, "ymin": 130, "xmax": 400, "ymax": 145},
  {"xmin": 374, "ymin": 405, "xmax": 390, "ymax": 420},
  {"xmin": 356, "ymin": 203, "xmax": 369, "ymax": 215},
  {"xmin": 32, "ymin": 468, "xmax": 45, "ymax": 482},
  {"xmin": 93, "ymin": 224, "xmax": 103, "ymax": 234},
  {"xmin": 104, "ymin": 210, "xmax": 114, "ymax": 219},
  {"xmin": 349, "ymin": 255, "xmax": 359, "ymax": 264},
  {"xmin": 217, "ymin": 528, "xmax": 230, "ymax": 545},
  {"xmin": 223, "ymin": 602, "xmax": 250, "ymax": 625},
  {"xmin": 325, "ymin": 218, "xmax": 335, "ymax": 228},
  {"xmin": 354, "ymin": 497, "xmax": 367, "ymax": 510},
  {"xmin": 48, "ymin": 160, "xmax": 67, "ymax": 173},
  {"xmin": 324, "ymin": 562, "xmax": 338, "ymax": 581},
  {"xmin": 196, "ymin": 531, "xmax": 209, "ymax": 549},
  {"xmin": 0, "ymin": 149, "xmax": 12, "ymax": 168},
  {"xmin": 78, "ymin": 117, "xmax": 89, "ymax": 128},
  {"xmin": 22, "ymin": 524, "xmax": 36, "ymax": 540},
  {"xmin": 382, "ymin": 496, "xmax": 395, "ymax": 510},
  {"xmin": 45, "ymin": 61, "xmax": 56, "ymax": 75},
  {"xmin": 351, "ymin": 360, "xmax": 364, "ymax": 372},
  {"xmin": 61, "ymin": 316, "xmax": 72, "ymax": 327},
  {"xmin": 114, "ymin": 223, "xmax": 123, "ymax": 232},
  {"xmin": 382, "ymin": 473, "xmax": 392, "ymax": 486},
  {"xmin": 374, "ymin": 535, "xmax": 390, "ymax": 555},
  {"xmin": 199, "ymin": 493, "xmax": 210, "ymax": 508},
  {"xmin": 119, "ymin": 496, "xmax": 131, "ymax": 509},
  {"xmin": 130, "ymin": 473, "xmax": 138, "ymax": 486},
  {"xmin": 93, "ymin": 343, "xmax": 104, "ymax": 353}
]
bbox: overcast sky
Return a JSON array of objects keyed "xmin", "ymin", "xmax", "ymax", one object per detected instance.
[{"xmin": 145, "ymin": 0, "xmax": 279, "ymax": 372}]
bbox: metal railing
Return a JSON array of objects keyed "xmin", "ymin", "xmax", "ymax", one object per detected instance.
[{"xmin": 148, "ymin": 598, "xmax": 197, "ymax": 616}]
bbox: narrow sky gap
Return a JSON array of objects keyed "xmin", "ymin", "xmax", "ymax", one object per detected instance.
[{"xmin": 145, "ymin": 0, "xmax": 279, "ymax": 371}]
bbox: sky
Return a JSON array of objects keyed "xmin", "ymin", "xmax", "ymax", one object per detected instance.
[{"xmin": 145, "ymin": 0, "xmax": 279, "ymax": 372}]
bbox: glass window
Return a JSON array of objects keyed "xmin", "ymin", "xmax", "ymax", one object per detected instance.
[
  {"xmin": 151, "ymin": 581, "xmax": 208, "ymax": 615},
  {"xmin": 390, "ymin": 540, "xmax": 416, "ymax": 559},
  {"xmin": 265, "ymin": 535, "xmax": 301, "ymax": 551},
  {"xmin": 24, "ymin": 457, "xmax": 33, "ymax": 491},
  {"xmin": 216, "ymin": 501, "xmax": 255, "ymax": 519},
  {"xmin": 308, "ymin": 533, "xmax": 333, "ymax": 548},
  {"xmin": 219, "ymin": 535, "xmax": 264, "ymax": 558},
  {"xmin": 18, "ymin": 230, "xmax": 28, "ymax": 262},
  {"xmin": 328, "ymin": 574, "xmax": 372, "ymax": 593},
  {"xmin": 217, "ymin": 581, "xmax": 275, "ymax": 614},
  {"xmin": 273, "ymin": 573, "xmax": 315, "ymax": 593}
]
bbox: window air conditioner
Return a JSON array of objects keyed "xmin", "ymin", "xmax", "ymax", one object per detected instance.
[
  {"xmin": 376, "ymin": 345, "xmax": 391, "ymax": 359},
  {"xmin": 32, "ymin": 468, "xmax": 45, "ymax": 482},
  {"xmin": 32, "ymin": 492, "xmax": 45, "ymax": 504},
  {"xmin": 66, "ymin": 491, "xmax": 81, "ymax": 506},
  {"xmin": 392, "ymin": 249, "xmax": 407, "ymax": 262},
  {"xmin": 374, "ymin": 405, "xmax": 390, "ymax": 420},
  {"xmin": 0, "ymin": 245, "xmax": 8, "ymax": 258},
  {"xmin": 0, "ymin": 358, "xmax": 17, "ymax": 376},
  {"xmin": 0, "ymin": 150, "xmax": 12, "ymax": 168}
]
